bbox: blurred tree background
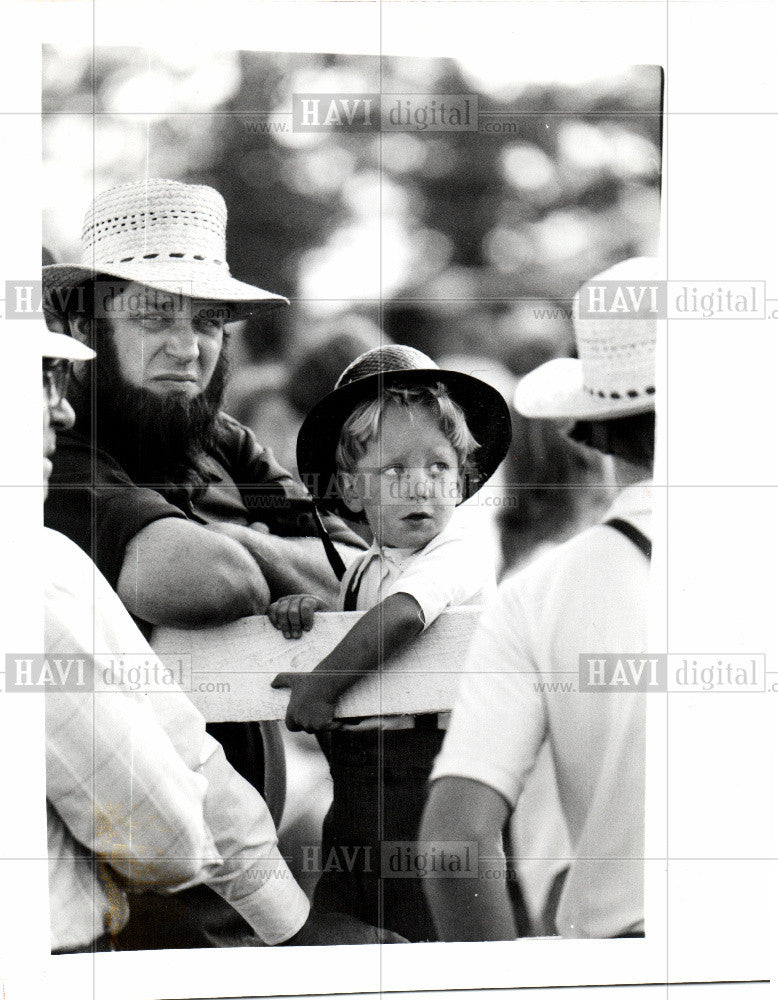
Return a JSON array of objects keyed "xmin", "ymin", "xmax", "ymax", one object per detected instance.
[{"xmin": 43, "ymin": 48, "xmax": 661, "ymax": 378}]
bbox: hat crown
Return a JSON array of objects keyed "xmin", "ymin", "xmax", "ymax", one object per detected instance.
[
  {"xmin": 336, "ymin": 345, "xmax": 437, "ymax": 389},
  {"xmin": 43, "ymin": 179, "xmax": 287, "ymax": 316},
  {"xmin": 572, "ymin": 256, "xmax": 657, "ymax": 404},
  {"xmin": 81, "ymin": 178, "xmax": 229, "ymax": 271}
]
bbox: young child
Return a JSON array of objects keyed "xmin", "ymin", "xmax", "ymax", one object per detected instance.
[{"xmin": 270, "ymin": 345, "xmax": 511, "ymax": 941}]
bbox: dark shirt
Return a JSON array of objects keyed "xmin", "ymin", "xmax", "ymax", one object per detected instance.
[
  {"xmin": 44, "ymin": 405, "xmax": 360, "ymax": 827},
  {"xmin": 45, "ymin": 410, "xmax": 362, "ymax": 600}
]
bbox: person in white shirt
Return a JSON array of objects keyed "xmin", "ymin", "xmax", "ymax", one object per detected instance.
[
  {"xmin": 269, "ymin": 345, "xmax": 512, "ymax": 941},
  {"xmin": 40, "ymin": 327, "xmax": 401, "ymax": 952},
  {"xmin": 421, "ymin": 257, "xmax": 657, "ymax": 940}
]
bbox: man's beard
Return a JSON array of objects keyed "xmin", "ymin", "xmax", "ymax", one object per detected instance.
[{"xmin": 83, "ymin": 322, "xmax": 228, "ymax": 487}]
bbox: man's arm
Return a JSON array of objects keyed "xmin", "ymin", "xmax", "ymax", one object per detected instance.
[
  {"xmin": 271, "ymin": 592, "xmax": 424, "ymax": 732},
  {"xmin": 188, "ymin": 742, "xmax": 407, "ymax": 944},
  {"xmin": 46, "ymin": 689, "xmax": 221, "ymax": 889},
  {"xmin": 420, "ymin": 776, "xmax": 517, "ymax": 942},
  {"xmin": 182, "ymin": 735, "xmax": 311, "ymax": 944},
  {"xmin": 116, "ymin": 517, "xmax": 271, "ymax": 626},
  {"xmin": 220, "ymin": 415, "xmax": 364, "ymax": 602},
  {"xmin": 203, "ymin": 520, "xmax": 355, "ymax": 605}
]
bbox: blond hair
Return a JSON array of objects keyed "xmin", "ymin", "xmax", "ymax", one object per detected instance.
[{"xmin": 335, "ymin": 383, "xmax": 479, "ymax": 475}]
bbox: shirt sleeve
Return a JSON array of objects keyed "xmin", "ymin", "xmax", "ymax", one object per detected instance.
[
  {"xmin": 145, "ymin": 667, "xmax": 310, "ymax": 943},
  {"xmin": 384, "ymin": 532, "xmax": 494, "ymax": 629},
  {"xmin": 45, "ymin": 538, "xmax": 309, "ymax": 943},
  {"xmin": 46, "ymin": 687, "xmax": 223, "ymax": 890},
  {"xmin": 429, "ymin": 579, "xmax": 548, "ymax": 806},
  {"xmin": 190, "ymin": 742, "xmax": 310, "ymax": 944},
  {"xmin": 45, "ymin": 431, "xmax": 187, "ymax": 590}
]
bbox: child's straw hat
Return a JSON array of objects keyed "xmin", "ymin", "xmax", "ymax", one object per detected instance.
[{"xmin": 297, "ymin": 344, "xmax": 512, "ymax": 511}]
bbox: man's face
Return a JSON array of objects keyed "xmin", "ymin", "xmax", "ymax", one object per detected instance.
[
  {"xmin": 100, "ymin": 281, "xmax": 225, "ymax": 397},
  {"xmin": 341, "ymin": 405, "xmax": 462, "ymax": 549},
  {"xmin": 71, "ymin": 283, "xmax": 230, "ymax": 486},
  {"xmin": 42, "ymin": 399, "xmax": 55, "ymax": 495}
]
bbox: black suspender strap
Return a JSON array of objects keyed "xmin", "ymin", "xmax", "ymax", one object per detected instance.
[
  {"xmin": 342, "ymin": 566, "xmax": 361, "ymax": 611},
  {"xmin": 310, "ymin": 503, "xmax": 348, "ymax": 581},
  {"xmin": 604, "ymin": 518, "xmax": 652, "ymax": 561}
]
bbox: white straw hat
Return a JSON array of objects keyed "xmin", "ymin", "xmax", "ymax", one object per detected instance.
[
  {"xmin": 514, "ymin": 256, "xmax": 658, "ymax": 420},
  {"xmin": 40, "ymin": 326, "xmax": 95, "ymax": 361},
  {"xmin": 42, "ymin": 179, "xmax": 288, "ymax": 319}
]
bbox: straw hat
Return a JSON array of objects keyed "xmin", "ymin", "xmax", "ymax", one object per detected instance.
[
  {"xmin": 40, "ymin": 326, "xmax": 95, "ymax": 361},
  {"xmin": 297, "ymin": 345, "xmax": 512, "ymax": 512},
  {"xmin": 42, "ymin": 179, "xmax": 288, "ymax": 319},
  {"xmin": 515, "ymin": 257, "xmax": 658, "ymax": 420}
]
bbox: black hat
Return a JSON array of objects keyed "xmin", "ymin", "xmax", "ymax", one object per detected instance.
[{"xmin": 297, "ymin": 345, "xmax": 512, "ymax": 514}]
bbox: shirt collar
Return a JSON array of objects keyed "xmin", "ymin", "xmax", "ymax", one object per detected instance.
[
  {"xmin": 363, "ymin": 513, "xmax": 465, "ymax": 567},
  {"xmin": 363, "ymin": 537, "xmax": 418, "ymax": 568}
]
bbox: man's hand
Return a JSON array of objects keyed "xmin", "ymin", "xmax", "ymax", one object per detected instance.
[
  {"xmin": 271, "ymin": 671, "xmax": 339, "ymax": 733},
  {"xmin": 281, "ymin": 907, "xmax": 407, "ymax": 946},
  {"xmin": 267, "ymin": 594, "xmax": 326, "ymax": 639}
]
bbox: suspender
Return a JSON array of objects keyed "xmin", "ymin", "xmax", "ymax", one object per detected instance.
[
  {"xmin": 342, "ymin": 564, "xmax": 362, "ymax": 611},
  {"xmin": 604, "ymin": 518, "xmax": 652, "ymax": 560},
  {"xmin": 310, "ymin": 503, "xmax": 348, "ymax": 581}
]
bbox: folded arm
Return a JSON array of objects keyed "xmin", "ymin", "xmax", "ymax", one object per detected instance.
[
  {"xmin": 204, "ymin": 520, "xmax": 358, "ymax": 605},
  {"xmin": 117, "ymin": 517, "xmax": 271, "ymax": 626}
]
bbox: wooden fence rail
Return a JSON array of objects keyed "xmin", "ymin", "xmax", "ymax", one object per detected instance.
[{"xmin": 151, "ymin": 607, "xmax": 481, "ymax": 723}]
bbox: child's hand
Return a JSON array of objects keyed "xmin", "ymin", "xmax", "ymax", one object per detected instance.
[
  {"xmin": 267, "ymin": 594, "xmax": 326, "ymax": 639},
  {"xmin": 271, "ymin": 672, "xmax": 338, "ymax": 733}
]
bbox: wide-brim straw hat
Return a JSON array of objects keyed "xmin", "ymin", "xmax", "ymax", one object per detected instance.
[
  {"xmin": 40, "ymin": 327, "xmax": 95, "ymax": 361},
  {"xmin": 42, "ymin": 179, "xmax": 288, "ymax": 320},
  {"xmin": 515, "ymin": 256, "xmax": 658, "ymax": 420},
  {"xmin": 297, "ymin": 345, "xmax": 512, "ymax": 512}
]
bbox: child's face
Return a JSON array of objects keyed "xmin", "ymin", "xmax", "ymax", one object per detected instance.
[{"xmin": 340, "ymin": 405, "xmax": 462, "ymax": 549}]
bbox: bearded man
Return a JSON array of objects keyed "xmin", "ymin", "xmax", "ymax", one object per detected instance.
[
  {"xmin": 42, "ymin": 178, "xmax": 364, "ymax": 948},
  {"xmin": 44, "ymin": 180, "xmax": 359, "ymax": 629}
]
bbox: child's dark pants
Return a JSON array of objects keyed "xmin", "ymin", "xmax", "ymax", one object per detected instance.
[{"xmin": 313, "ymin": 725, "xmax": 445, "ymax": 942}]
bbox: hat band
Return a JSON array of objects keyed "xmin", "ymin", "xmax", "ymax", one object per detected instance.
[
  {"xmin": 85, "ymin": 250, "xmax": 228, "ymax": 268},
  {"xmin": 584, "ymin": 383, "xmax": 656, "ymax": 402}
]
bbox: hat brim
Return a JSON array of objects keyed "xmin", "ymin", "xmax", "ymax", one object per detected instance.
[
  {"xmin": 42, "ymin": 262, "xmax": 288, "ymax": 320},
  {"xmin": 514, "ymin": 358, "xmax": 655, "ymax": 420},
  {"xmin": 41, "ymin": 329, "xmax": 95, "ymax": 361},
  {"xmin": 297, "ymin": 368, "xmax": 512, "ymax": 512}
]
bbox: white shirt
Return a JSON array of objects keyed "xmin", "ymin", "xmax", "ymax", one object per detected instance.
[
  {"xmin": 340, "ymin": 510, "xmax": 494, "ymax": 623},
  {"xmin": 431, "ymin": 483, "xmax": 652, "ymax": 938},
  {"xmin": 337, "ymin": 512, "xmax": 495, "ymax": 730},
  {"xmin": 44, "ymin": 528, "xmax": 310, "ymax": 951}
]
